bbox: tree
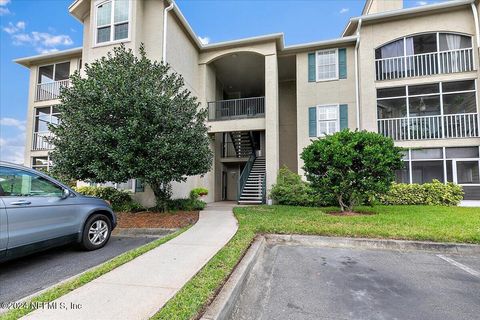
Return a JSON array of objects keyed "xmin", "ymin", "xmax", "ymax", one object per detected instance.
[
  {"xmin": 301, "ymin": 130, "xmax": 403, "ymax": 212},
  {"xmin": 50, "ymin": 44, "xmax": 213, "ymax": 210}
]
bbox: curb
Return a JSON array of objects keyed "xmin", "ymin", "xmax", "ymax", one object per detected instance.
[
  {"xmin": 112, "ymin": 227, "xmax": 177, "ymax": 238},
  {"xmin": 265, "ymin": 234, "xmax": 480, "ymax": 255},
  {"xmin": 200, "ymin": 237, "xmax": 266, "ymax": 320}
]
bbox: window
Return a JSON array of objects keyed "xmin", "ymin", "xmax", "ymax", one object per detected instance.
[
  {"xmin": 317, "ymin": 105, "xmax": 339, "ymax": 136},
  {"xmin": 316, "ymin": 49, "xmax": 338, "ymax": 81},
  {"xmin": 38, "ymin": 62, "xmax": 70, "ymax": 84},
  {"xmin": 0, "ymin": 166, "xmax": 63, "ymax": 197},
  {"xmin": 377, "ymin": 80, "xmax": 477, "ymax": 119},
  {"xmin": 95, "ymin": 0, "xmax": 130, "ymax": 44},
  {"xmin": 35, "ymin": 106, "xmax": 60, "ymax": 134},
  {"xmin": 32, "ymin": 156, "xmax": 52, "ymax": 171}
]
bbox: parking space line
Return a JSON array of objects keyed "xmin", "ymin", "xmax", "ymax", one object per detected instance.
[{"xmin": 437, "ymin": 254, "xmax": 480, "ymax": 278}]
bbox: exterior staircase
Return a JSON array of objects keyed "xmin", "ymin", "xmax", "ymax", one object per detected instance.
[
  {"xmin": 229, "ymin": 131, "xmax": 254, "ymax": 158},
  {"xmin": 238, "ymin": 156, "xmax": 266, "ymax": 204}
]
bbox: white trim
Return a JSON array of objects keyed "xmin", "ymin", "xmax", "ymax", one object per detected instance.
[
  {"xmin": 316, "ymin": 104, "xmax": 340, "ymax": 137},
  {"xmin": 93, "ymin": 0, "xmax": 132, "ymax": 47},
  {"xmin": 316, "ymin": 48, "xmax": 339, "ymax": 82}
]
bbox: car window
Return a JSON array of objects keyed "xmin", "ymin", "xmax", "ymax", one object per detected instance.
[{"xmin": 0, "ymin": 166, "xmax": 63, "ymax": 197}]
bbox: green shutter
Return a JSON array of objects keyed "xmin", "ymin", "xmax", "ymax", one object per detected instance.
[
  {"xmin": 135, "ymin": 179, "xmax": 145, "ymax": 192},
  {"xmin": 339, "ymin": 104, "xmax": 348, "ymax": 130},
  {"xmin": 308, "ymin": 53, "xmax": 316, "ymax": 82},
  {"xmin": 309, "ymin": 107, "xmax": 317, "ymax": 137},
  {"xmin": 338, "ymin": 48, "xmax": 347, "ymax": 79}
]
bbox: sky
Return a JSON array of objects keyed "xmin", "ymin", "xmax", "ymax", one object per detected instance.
[{"xmin": 0, "ymin": 0, "xmax": 446, "ymax": 164}]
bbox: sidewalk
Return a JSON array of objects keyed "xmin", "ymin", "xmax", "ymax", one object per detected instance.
[{"xmin": 23, "ymin": 202, "xmax": 238, "ymax": 320}]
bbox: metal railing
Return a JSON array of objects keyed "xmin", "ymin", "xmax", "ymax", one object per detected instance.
[
  {"xmin": 375, "ymin": 48, "xmax": 474, "ymax": 81},
  {"xmin": 237, "ymin": 153, "xmax": 256, "ymax": 203},
  {"xmin": 32, "ymin": 132, "xmax": 54, "ymax": 150},
  {"xmin": 378, "ymin": 113, "xmax": 479, "ymax": 141},
  {"xmin": 35, "ymin": 79, "xmax": 70, "ymax": 101},
  {"xmin": 208, "ymin": 96, "xmax": 265, "ymax": 121},
  {"xmin": 261, "ymin": 174, "xmax": 267, "ymax": 204}
]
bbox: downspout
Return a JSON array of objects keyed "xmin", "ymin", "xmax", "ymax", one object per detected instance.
[
  {"xmin": 354, "ymin": 19, "xmax": 362, "ymax": 130},
  {"xmin": 162, "ymin": 1, "xmax": 174, "ymax": 62}
]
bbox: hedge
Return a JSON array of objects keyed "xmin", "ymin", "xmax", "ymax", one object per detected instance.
[
  {"xmin": 73, "ymin": 186, "xmax": 144, "ymax": 212},
  {"xmin": 380, "ymin": 180, "xmax": 464, "ymax": 206}
]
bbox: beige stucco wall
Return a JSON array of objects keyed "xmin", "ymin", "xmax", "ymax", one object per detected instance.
[
  {"xmin": 295, "ymin": 44, "xmax": 357, "ymax": 175},
  {"xmin": 278, "ymin": 80, "xmax": 298, "ymax": 171}
]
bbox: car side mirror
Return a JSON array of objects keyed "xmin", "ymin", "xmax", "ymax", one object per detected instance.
[{"xmin": 61, "ymin": 188, "xmax": 71, "ymax": 199}]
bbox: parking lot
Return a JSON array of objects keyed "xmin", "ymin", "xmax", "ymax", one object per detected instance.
[
  {"xmin": 0, "ymin": 236, "xmax": 158, "ymax": 303},
  {"xmin": 231, "ymin": 243, "xmax": 480, "ymax": 320}
]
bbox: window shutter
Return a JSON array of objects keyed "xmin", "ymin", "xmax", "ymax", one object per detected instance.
[
  {"xmin": 308, "ymin": 53, "xmax": 316, "ymax": 82},
  {"xmin": 309, "ymin": 107, "xmax": 317, "ymax": 137},
  {"xmin": 338, "ymin": 48, "xmax": 347, "ymax": 79},
  {"xmin": 339, "ymin": 104, "xmax": 348, "ymax": 130}
]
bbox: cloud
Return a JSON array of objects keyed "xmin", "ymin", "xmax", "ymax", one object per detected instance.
[
  {"xmin": 198, "ymin": 36, "xmax": 210, "ymax": 45},
  {"xmin": 0, "ymin": 117, "xmax": 26, "ymax": 164},
  {"xmin": 3, "ymin": 21, "xmax": 74, "ymax": 53},
  {"xmin": 416, "ymin": 1, "xmax": 428, "ymax": 5},
  {"xmin": 3, "ymin": 21, "xmax": 26, "ymax": 34},
  {"xmin": 0, "ymin": 0, "xmax": 10, "ymax": 16},
  {"xmin": 339, "ymin": 8, "xmax": 349, "ymax": 14}
]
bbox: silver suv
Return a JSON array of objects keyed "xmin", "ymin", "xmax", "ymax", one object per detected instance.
[{"xmin": 0, "ymin": 162, "xmax": 116, "ymax": 263}]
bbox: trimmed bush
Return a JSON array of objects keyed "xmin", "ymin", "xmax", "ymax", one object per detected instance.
[
  {"xmin": 380, "ymin": 180, "xmax": 464, "ymax": 206},
  {"xmin": 270, "ymin": 167, "xmax": 334, "ymax": 207},
  {"xmin": 190, "ymin": 187, "xmax": 208, "ymax": 200},
  {"xmin": 168, "ymin": 198, "xmax": 206, "ymax": 211},
  {"xmin": 73, "ymin": 186, "xmax": 143, "ymax": 212}
]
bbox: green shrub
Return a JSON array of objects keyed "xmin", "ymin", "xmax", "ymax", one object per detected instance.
[
  {"xmin": 270, "ymin": 167, "xmax": 334, "ymax": 207},
  {"xmin": 301, "ymin": 130, "xmax": 404, "ymax": 212},
  {"xmin": 167, "ymin": 198, "xmax": 206, "ymax": 211},
  {"xmin": 189, "ymin": 187, "xmax": 208, "ymax": 200},
  {"xmin": 380, "ymin": 180, "xmax": 464, "ymax": 206},
  {"xmin": 73, "ymin": 186, "xmax": 143, "ymax": 212}
]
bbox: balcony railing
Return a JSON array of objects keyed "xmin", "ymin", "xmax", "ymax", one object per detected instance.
[
  {"xmin": 32, "ymin": 132, "xmax": 54, "ymax": 150},
  {"xmin": 208, "ymin": 96, "xmax": 265, "ymax": 121},
  {"xmin": 375, "ymin": 48, "xmax": 474, "ymax": 81},
  {"xmin": 35, "ymin": 79, "xmax": 70, "ymax": 102},
  {"xmin": 378, "ymin": 113, "xmax": 479, "ymax": 141}
]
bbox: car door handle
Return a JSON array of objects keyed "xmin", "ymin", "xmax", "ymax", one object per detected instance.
[{"xmin": 10, "ymin": 200, "xmax": 32, "ymax": 206}]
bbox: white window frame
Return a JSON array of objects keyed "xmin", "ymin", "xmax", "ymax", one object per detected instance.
[
  {"xmin": 93, "ymin": 0, "xmax": 131, "ymax": 47},
  {"xmin": 316, "ymin": 104, "xmax": 340, "ymax": 137},
  {"xmin": 316, "ymin": 48, "xmax": 338, "ymax": 82}
]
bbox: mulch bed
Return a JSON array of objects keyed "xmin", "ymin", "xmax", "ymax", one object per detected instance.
[
  {"xmin": 327, "ymin": 211, "xmax": 375, "ymax": 216},
  {"xmin": 116, "ymin": 211, "xmax": 199, "ymax": 229}
]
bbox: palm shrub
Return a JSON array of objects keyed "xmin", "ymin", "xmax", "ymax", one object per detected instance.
[{"xmin": 301, "ymin": 130, "xmax": 404, "ymax": 212}]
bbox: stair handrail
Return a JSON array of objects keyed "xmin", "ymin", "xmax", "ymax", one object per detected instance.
[
  {"xmin": 237, "ymin": 153, "xmax": 256, "ymax": 203},
  {"xmin": 261, "ymin": 174, "xmax": 267, "ymax": 204}
]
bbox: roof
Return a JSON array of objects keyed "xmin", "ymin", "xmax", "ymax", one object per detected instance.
[
  {"xmin": 14, "ymin": 47, "xmax": 83, "ymax": 67},
  {"xmin": 343, "ymin": 0, "xmax": 475, "ymax": 36}
]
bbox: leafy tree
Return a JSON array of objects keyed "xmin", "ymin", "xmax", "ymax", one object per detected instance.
[
  {"xmin": 301, "ymin": 130, "xmax": 403, "ymax": 212},
  {"xmin": 50, "ymin": 44, "xmax": 213, "ymax": 210}
]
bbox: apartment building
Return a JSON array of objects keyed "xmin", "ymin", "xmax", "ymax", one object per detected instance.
[{"xmin": 15, "ymin": 0, "xmax": 480, "ymax": 206}]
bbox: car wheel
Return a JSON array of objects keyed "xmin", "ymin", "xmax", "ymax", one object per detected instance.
[{"xmin": 81, "ymin": 214, "xmax": 112, "ymax": 250}]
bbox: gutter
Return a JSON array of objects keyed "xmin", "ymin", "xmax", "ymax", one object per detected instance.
[
  {"xmin": 162, "ymin": 1, "xmax": 175, "ymax": 62},
  {"xmin": 471, "ymin": 3, "xmax": 480, "ymax": 47},
  {"xmin": 354, "ymin": 19, "xmax": 362, "ymax": 130}
]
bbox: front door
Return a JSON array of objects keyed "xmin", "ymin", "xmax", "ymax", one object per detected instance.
[{"xmin": 0, "ymin": 166, "xmax": 78, "ymax": 251}]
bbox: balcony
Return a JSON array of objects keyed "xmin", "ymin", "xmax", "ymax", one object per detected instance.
[
  {"xmin": 208, "ymin": 97, "xmax": 265, "ymax": 121},
  {"xmin": 32, "ymin": 132, "xmax": 54, "ymax": 151},
  {"xmin": 35, "ymin": 79, "xmax": 70, "ymax": 102},
  {"xmin": 375, "ymin": 48, "xmax": 474, "ymax": 81},
  {"xmin": 378, "ymin": 113, "xmax": 479, "ymax": 141}
]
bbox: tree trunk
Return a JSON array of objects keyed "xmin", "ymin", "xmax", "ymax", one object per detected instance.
[{"xmin": 150, "ymin": 181, "xmax": 172, "ymax": 212}]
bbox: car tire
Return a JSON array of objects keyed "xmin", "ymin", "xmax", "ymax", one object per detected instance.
[{"xmin": 80, "ymin": 213, "xmax": 112, "ymax": 250}]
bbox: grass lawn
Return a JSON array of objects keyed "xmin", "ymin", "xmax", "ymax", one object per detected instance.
[{"xmin": 152, "ymin": 205, "xmax": 480, "ymax": 320}]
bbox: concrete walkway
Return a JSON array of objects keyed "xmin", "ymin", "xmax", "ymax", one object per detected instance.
[{"xmin": 23, "ymin": 202, "xmax": 238, "ymax": 320}]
